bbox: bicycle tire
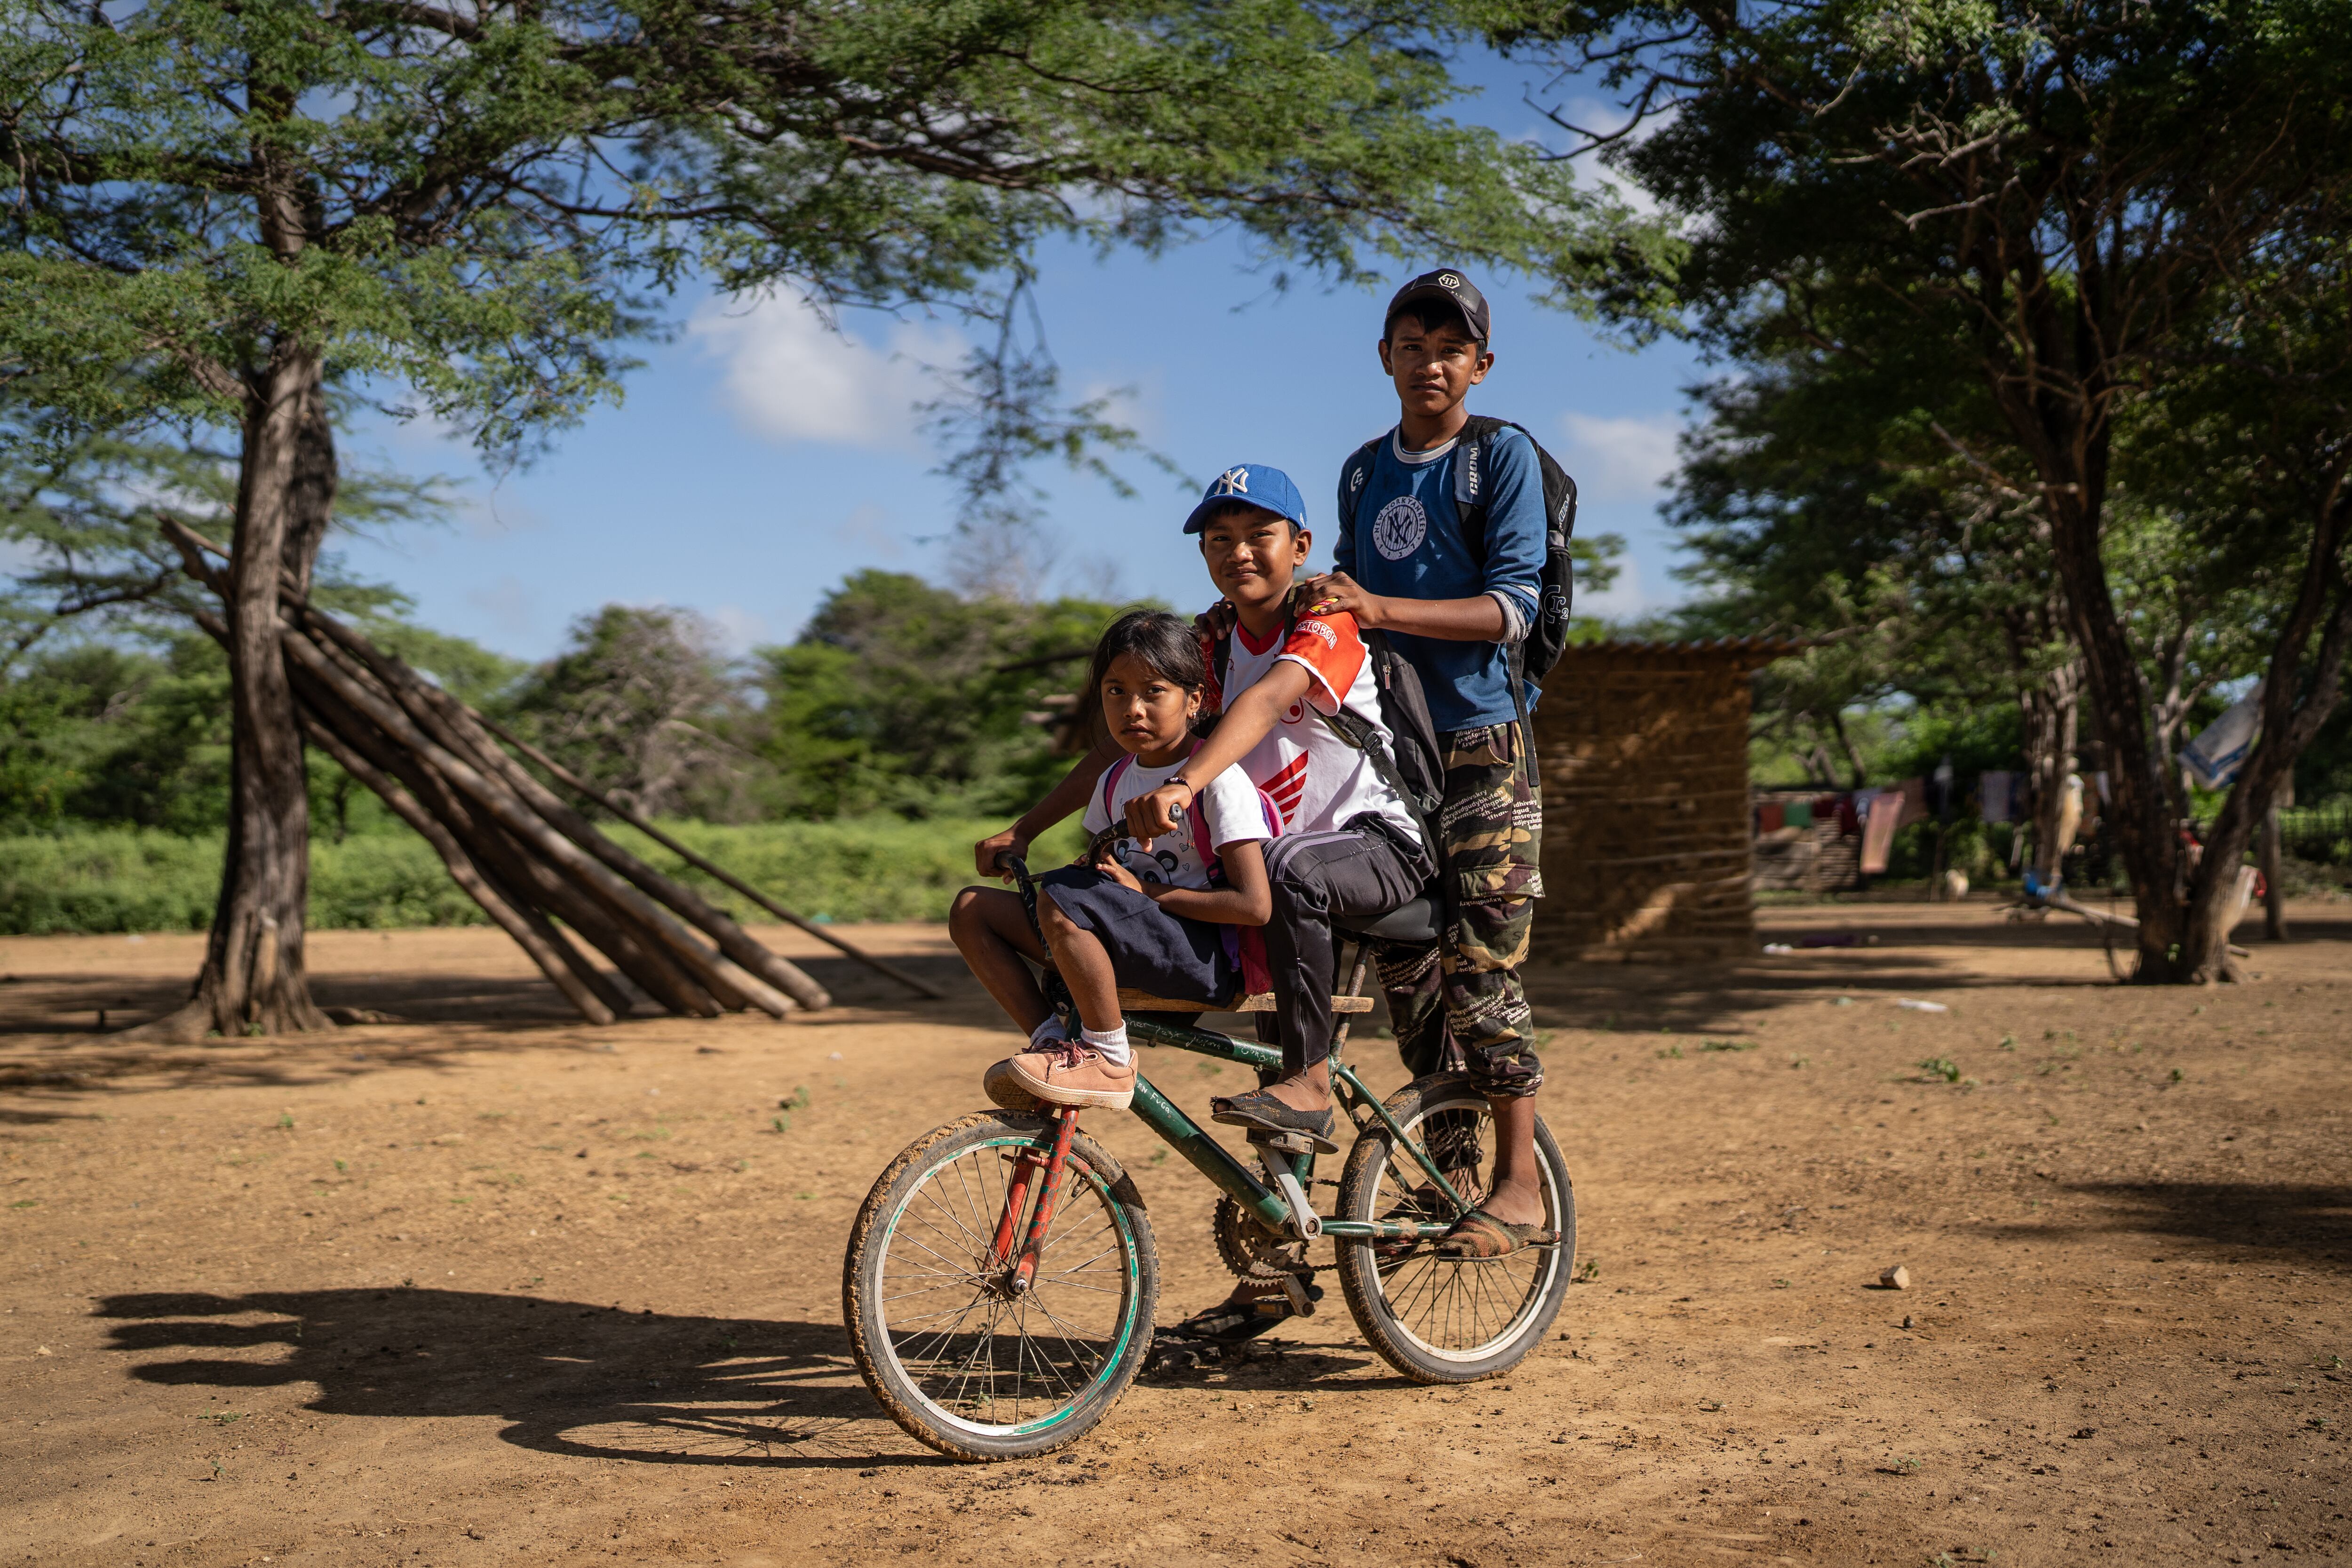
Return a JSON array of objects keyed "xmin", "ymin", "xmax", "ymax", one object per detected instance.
[
  {"xmin": 1333, "ymin": 1074, "xmax": 1573, "ymax": 1384},
  {"xmin": 843, "ymin": 1110, "xmax": 1158, "ymax": 1461}
]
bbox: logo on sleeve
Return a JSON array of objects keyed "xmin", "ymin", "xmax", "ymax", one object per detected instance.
[
  {"xmin": 1295, "ymin": 618, "xmax": 1339, "ymax": 650},
  {"xmin": 1371, "ymin": 495, "xmax": 1427, "ymax": 561}
]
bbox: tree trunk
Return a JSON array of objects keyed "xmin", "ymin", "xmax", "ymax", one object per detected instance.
[
  {"xmin": 2260, "ymin": 801, "xmax": 2288, "ymax": 941},
  {"xmin": 136, "ymin": 344, "xmax": 335, "ymax": 1040},
  {"xmin": 2019, "ymin": 659, "xmax": 2080, "ymax": 883}
]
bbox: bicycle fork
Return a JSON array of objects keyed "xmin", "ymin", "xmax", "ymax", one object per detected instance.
[{"xmin": 987, "ymin": 1106, "xmax": 1081, "ymax": 1294}]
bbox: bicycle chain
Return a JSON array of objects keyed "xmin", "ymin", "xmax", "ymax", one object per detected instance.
[{"xmin": 1212, "ymin": 1192, "xmax": 1327, "ymax": 1279}]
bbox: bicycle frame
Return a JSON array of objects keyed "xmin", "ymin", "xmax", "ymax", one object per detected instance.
[
  {"xmin": 1123, "ymin": 1014, "xmax": 1466, "ymax": 1242},
  {"xmin": 996, "ymin": 849, "xmax": 1469, "ymax": 1244}
]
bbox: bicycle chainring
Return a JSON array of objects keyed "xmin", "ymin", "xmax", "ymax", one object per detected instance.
[{"xmin": 1213, "ymin": 1193, "xmax": 1312, "ymax": 1281}]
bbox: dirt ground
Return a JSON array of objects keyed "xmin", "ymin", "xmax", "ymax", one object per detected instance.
[{"xmin": 3, "ymin": 899, "xmax": 2348, "ymax": 1568}]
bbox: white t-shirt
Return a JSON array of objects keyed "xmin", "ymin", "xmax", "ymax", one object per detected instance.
[
  {"xmin": 1081, "ymin": 752, "xmax": 1272, "ymax": 890},
  {"xmin": 1203, "ymin": 613, "xmax": 1422, "ymax": 844}
]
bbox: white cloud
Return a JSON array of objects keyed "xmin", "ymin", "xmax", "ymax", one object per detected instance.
[
  {"xmin": 1556, "ymin": 411, "xmax": 1684, "ymax": 502},
  {"xmin": 688, "ymin": 293, "xmax": 965, "ymax": 450},
  {"xmin": 707, "ymin": 603, "xmax": 769, "ymax": 655}
]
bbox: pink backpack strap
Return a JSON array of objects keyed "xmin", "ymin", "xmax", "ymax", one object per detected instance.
[
  {"xmin": 1188, "ymin": 772, "xmax": 1286, "ymax": 882},
  {"xmin": 1099, "ymin": 754, "xmax": 1134, "ymax": 829}
]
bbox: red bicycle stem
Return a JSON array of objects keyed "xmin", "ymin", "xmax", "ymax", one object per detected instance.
[{"xmin": 1008, "ymin": 1107, "xmax": 1081, "ymax": 1292}]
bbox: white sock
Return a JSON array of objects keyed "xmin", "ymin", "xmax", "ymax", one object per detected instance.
[
  {"xmin": 1080, "ymin": 1024, "xmax": 1131, "ymax": 1067},
  {"xmin": 1029, "ymin": 1017, "xmax": 1066, "ymax": 1050}
]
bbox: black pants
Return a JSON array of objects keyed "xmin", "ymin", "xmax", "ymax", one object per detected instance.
[{"xmin": 1256, "ymin": 821, "xmax": 1429, "ymax": 1078}]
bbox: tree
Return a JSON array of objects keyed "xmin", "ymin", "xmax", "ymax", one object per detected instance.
[
  {"xmin": 3, "ymin": 0, "xmax": 1630, "ymax": 1036},
  {"xmin": 755, "ymin": 570, "xmax": 1124, "ymax": 820},
  {"xmin": 1504, "ymin": 0, "xmax": 2352, "ymax": 978},
  {"xmin": 1669, "ymin": 320, "xmax": 2085, "ymax": 872},
  {"xmin": 510, "ymin": 605, "xmax": 754, "ymax": 821}
]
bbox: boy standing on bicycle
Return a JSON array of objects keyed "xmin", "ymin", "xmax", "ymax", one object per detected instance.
[{"xmin": 1300, "ymin": 269, "xmax": 1551, "ymax": 1259}]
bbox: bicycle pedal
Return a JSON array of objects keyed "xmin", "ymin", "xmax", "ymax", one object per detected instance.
[{"xmin": 1246, "ymin": 1129, "xmax": 1319, "ymax": 1157}]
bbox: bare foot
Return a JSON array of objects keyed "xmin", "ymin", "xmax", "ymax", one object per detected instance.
[
  {"xmin": 1262, "ymin": 1071, "xmax": 1331, "ymax": 1115},
  {"xmin": 1479, "ymin": 1173, "xmax": 1545, "ymax": 1229}
]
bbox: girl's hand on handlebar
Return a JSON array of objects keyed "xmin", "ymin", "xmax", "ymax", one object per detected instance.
[
  {"xmin": 1125, "ymin": 780, "xmax": 1192, "ymax": 843},
  {"xmin": 976, "ymin": 825, "xmax": 1029, "ymax": 881}
]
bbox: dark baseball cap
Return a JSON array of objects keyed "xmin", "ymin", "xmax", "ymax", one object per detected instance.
[{"xmin": 1384, "ymin": 268, "xmax": 1491, "ymax": 344}]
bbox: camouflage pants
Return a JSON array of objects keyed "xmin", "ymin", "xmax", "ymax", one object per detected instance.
[{"xmin": 1380, "ymin": 721, "xmax": 1544, "ymax": 1098}]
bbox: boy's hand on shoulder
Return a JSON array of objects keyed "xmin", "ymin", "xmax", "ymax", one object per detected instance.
[
  {"xmin": 1294, "ymin": 571, "xmax": 1384, "ymax": 628},
  {"xmin": 1194, "ymin": 599, "xmax": 1237, "ymax": 641}
]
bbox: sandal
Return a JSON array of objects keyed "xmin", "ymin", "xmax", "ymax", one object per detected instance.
[
  {"xmin": 1208, "ymin": 1089, "xmax": 1339, "ymax": 1154},
  {"xmin": 1162, "ymin": 1281, "xmax": 1323, "ymax": 1345},
  {"xmin": 1435, "ymin": 1208, "xmax": 1555, "ymax": 1260}
]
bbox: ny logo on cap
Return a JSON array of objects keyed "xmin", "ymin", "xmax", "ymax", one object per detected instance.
[
  {"xmin": 1213, "ymin": 466, "xmax": 1250, "ymax": 495},
  {"xmin": 1438, "ymin": 272, "xmax": 1461, "ymax": 289}
]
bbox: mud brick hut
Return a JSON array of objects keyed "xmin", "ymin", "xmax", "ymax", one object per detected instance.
[{"xmin": 1533, "ymin": 637, "xmax": 1807, "ymax": 961}]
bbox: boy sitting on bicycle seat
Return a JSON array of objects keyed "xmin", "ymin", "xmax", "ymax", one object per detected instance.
[
  {"xmin": 976, "ymin": 464, "xmax": 1430, "ymax": 1152},
  {"xmin": 950, "ymin": 610, "xmax": 1275, "ymax": 1111}
]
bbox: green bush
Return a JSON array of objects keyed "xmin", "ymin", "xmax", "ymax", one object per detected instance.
[{"xmin": 0, "ymin": 817, "xmax": 1089, "ymax": 935}]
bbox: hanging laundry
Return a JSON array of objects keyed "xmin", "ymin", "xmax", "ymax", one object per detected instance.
[
  {"xmin": 1895, "ymin": 777, "xmax": 1930, "ymax": 828},
  {"xmin": 1860, "ymin": 788, "xmax": 1907, "ymax": 874}
]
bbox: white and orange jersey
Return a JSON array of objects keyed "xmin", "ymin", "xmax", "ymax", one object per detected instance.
[{"xmin": 1200, "ymin": 612, "xmax": 1422, "ymax": 844}]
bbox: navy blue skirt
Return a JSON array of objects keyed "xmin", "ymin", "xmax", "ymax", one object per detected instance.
[{"xmin": 1034, "ymin": 867, "xmax": 1240, "ymax": 1007}]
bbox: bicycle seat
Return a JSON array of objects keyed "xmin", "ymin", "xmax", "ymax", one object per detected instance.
[{"xmin": 1335, "ymin": 892, "xmax": 1441, "ymax": 944}]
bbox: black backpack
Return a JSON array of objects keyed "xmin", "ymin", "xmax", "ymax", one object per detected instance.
[{"xmin": 1337, "ymin": 413, "xmax": 1581, "ymax": 685}]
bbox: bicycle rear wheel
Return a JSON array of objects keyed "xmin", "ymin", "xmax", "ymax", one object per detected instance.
[
  {"xmin": 843, "ymin": 1110, "xmax": 1157, "ymax": 1461},
  {"xmin": 1333, "ymin": 1074, "xmax": 1573, "ymax": 1383}
]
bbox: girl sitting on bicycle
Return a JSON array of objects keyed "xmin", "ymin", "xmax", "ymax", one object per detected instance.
[{"xmin": 948, "ymin": 609, "xmax": 1276, "ymax": 1110}]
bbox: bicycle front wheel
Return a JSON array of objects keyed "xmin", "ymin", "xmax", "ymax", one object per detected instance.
[
  {"xmin": 1333, "ymin": 1074, "xmax": 1573, "ymax": 1383},
  {"xmin": 843, "ymin": 1110, "xmax": 1158, "ymax": 1461}
]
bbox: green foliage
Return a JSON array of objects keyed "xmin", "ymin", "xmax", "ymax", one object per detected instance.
[
  {"xmin": 0, "ymin": 636, "xmax": 231, "ymax": 834},
  {"xmin": 0, "ymin": 816, "xmax": 1085, "ymax": 934},
  {"xmin": 0, "ymin": 0, "xmax": 1636, "ymax": 461},
  {"xmin": 507, "ymin": 605, "xmax": 750, "ymax": 820},
  {"xmin": 752, "ymin": 570, "xmax": 1130, "ymax": 819}
]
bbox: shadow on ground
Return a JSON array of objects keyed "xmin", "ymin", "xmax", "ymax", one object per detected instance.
[
  {"xmin": 95, "ymin": 1288, "xmax": 940, "ymax": 1470},
  {"xmin": 2051, "ymin": 1182, "xmax": 2352, "ymax": 1270},
  {"xmin": 1976, "ymin": 1183, "xmax": 2352, "ymax": 1273}
]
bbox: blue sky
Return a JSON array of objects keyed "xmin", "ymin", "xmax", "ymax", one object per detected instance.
[{"xmin": 337, "ymin": 56, "xmax": 1705, "ymax": 662}]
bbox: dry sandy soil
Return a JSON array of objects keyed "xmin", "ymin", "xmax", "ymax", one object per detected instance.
[{"xmin": 2, "ymin": 899, "xmax": 2348, "ymax": 1568}]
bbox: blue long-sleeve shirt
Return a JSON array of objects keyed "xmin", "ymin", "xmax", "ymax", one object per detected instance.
[{"xmin": 1334, "ymin": 424, "xmax": 1545, "ymax": 732}]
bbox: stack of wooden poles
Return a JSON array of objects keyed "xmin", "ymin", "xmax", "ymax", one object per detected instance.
[{"xmin": 162, "ymin": 517, "xmax": 943, "ymax": 1025}]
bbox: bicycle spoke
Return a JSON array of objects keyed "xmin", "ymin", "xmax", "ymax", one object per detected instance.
[
  {"xmin": 874, "ymin": 1136, "xmax": 1136, "ymax": 1434},
  {"xmin": 1356, "ymin": 1100, "xmax": 1557, "ymax": 1355}
]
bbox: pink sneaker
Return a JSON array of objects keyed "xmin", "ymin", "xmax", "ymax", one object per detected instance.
[{"xmin": 997, "ymin": 1039, "xmax": 1135, "ymax": 1110}]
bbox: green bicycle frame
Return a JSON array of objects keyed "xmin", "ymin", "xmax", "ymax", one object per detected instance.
[
  {"xmin": 996, "ymin": 848, "xmax": 1471, "ymax": 1242},
  {"xmin": 1121, "ymin": 1014, "xmax": 1470, "ymax": 1242}
]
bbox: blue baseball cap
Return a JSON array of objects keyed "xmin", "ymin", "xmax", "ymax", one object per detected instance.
[{"xmin": 1182, "ymin": 462, "xmax": 1307, "ymax": 534}]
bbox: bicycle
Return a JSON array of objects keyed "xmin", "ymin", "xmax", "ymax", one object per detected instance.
[{"xmin": 842, "ymin": 833, "xmax": 1576, "ymax": 1461}]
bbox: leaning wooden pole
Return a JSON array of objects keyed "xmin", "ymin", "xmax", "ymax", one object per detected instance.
[
  {"xmin": 298, "ymin": 607, "xmax": 831, "ymax": 1012},
  {"xmin": 285, "ymin": 661, "xmax": 644, "ymax": 1019},
  {"xmin": 278, "ymin": 626, "xmax": 778, "ymax": 1015},
  {"xmin": 472, "ymin": 712, "xmax": 945, "ymax": 999},
  {"xmin": 159, "ymin": 514, "xmax": 846, "ymax": 1025},
  {"xmin": 296, "ymin": 708, "xmax": 621, "ymax": 1025}
]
